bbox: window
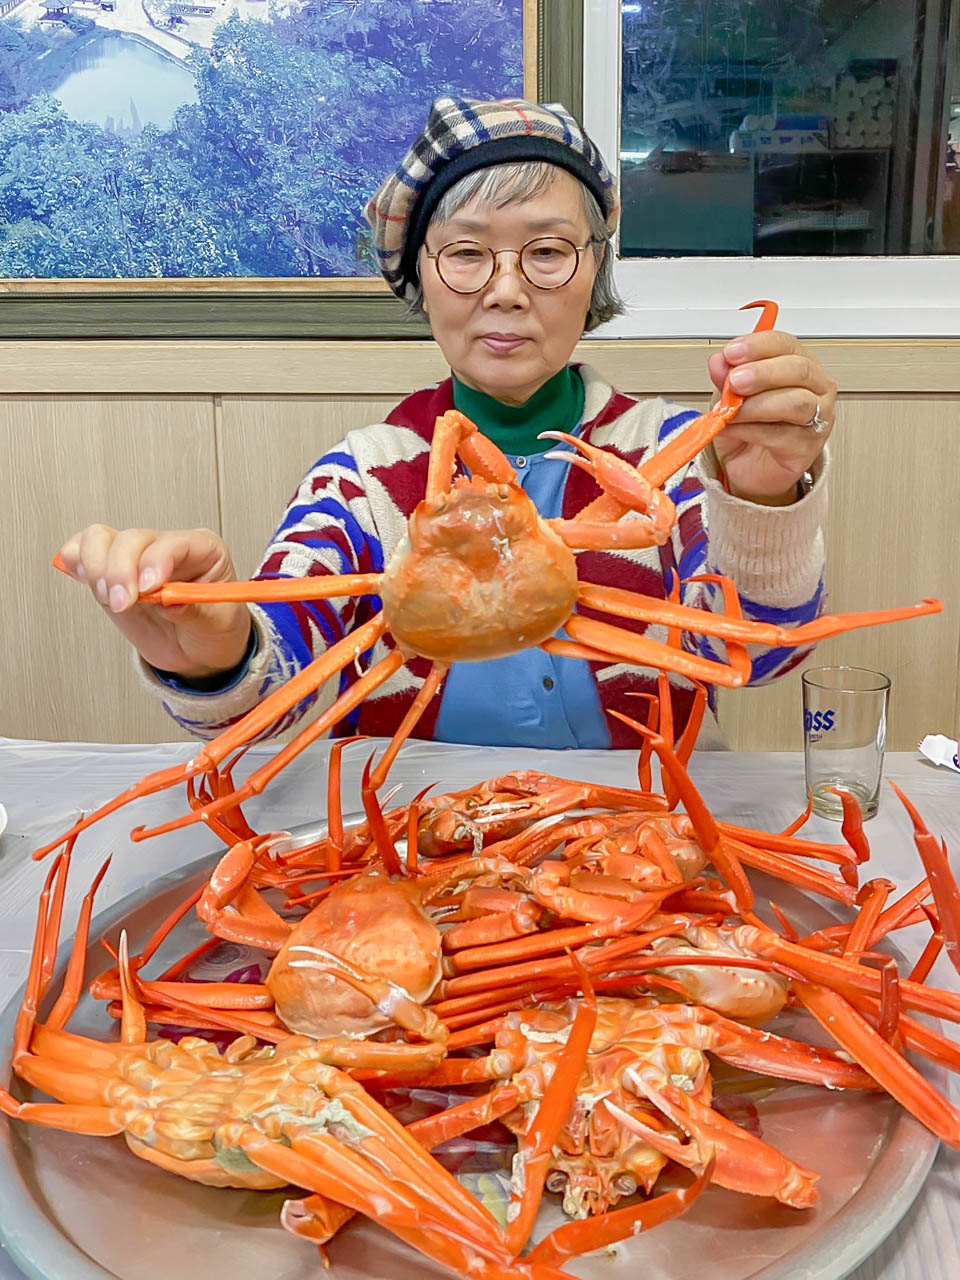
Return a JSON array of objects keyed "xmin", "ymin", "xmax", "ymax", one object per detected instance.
[{"xmin": 584, "ymin": 0, "xmax": 960, "ymax": 335}]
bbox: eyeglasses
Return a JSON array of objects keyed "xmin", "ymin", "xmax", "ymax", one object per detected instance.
[{"xmin": 422, "ymin": 235, "xmax": 602, "ymax": 294}]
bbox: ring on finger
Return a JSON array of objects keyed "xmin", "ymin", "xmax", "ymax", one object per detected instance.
[{"xmin": 804, "ymin": 401, "xmax": 830, "ymax": 434}]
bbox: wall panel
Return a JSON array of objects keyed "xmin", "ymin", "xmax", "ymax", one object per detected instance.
[
  {"xmin": 716, "ymin": 397, "xmax": 960, "ymax": 751},
  {"xmin": 1, "ymin": 397, "xmax": 217, "ymax": 741},
  {"xmin": 218, "ymin": 396, "xmax": 399, "ymax": 576}
]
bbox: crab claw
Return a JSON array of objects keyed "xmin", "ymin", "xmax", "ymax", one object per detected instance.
[
  {"xmin": 739, "ymin": 299, "xmax": 779, "ymax": 327},
  {"xmin": 890, "ymin": 782, "xmax": 960, "ymax": 977},
  {"xmin": 606, "ymin": 1061, "xmax": 819, "ymax": 1208},
  {"xmin": 540, "ymin": 430, "xmax": 676, "ymax": 543}
]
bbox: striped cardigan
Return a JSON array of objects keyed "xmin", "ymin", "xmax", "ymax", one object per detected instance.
[{"xmin": 140, "ymin": 365, "xmax": 828, "ymax": 748}]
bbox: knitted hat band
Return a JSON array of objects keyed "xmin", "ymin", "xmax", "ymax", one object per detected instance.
[
  {"xmin": 365, "ymin": 96, "xmax": 617, "ymax": 302},
  {"xmin": 401, "ymin": 135, "xmax": 614, "ymax": 294}
]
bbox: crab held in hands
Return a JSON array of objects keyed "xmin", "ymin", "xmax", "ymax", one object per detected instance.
[{"xmin": 43, "ymin": 298, "xmax": 940, "ymax": 854}]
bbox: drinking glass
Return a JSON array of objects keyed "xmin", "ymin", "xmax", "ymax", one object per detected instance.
[{"xmin": 801, "ymin": 666, "xmax": 891, "ymax": 820}]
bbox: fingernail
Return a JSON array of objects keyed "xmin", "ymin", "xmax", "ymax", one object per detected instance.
[
  {"xmin": 109, "ymin": 584, "xmax": 129, "ymax": 613},
  {"xmin": 729, "ymin": 367, "xmax": 754, "ymax": 391},
  {"xmin": 139, "ymin": 568, "xmax": 158, "ymax": 593},
  {"xmin": 75, "ymin": 563, "xmax": 86, "ymax": 580},
  {"xmin": 724, "ymin": 341, "xmax": 747, "ymax": 361},
  {"xmin": 95, "ymin": 577, "xmax": 109, "ymax": 605}
]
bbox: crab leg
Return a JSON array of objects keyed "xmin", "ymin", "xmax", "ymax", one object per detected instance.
[
  {"xmin": 426, "ymin": 409, "xmax": 517, "ymax": 498},
  {"xmin": 910, "ymin": 925, "xmax": 944, "ymax": 984},
  {"xmin": 505, "ymin": 961, "xmax": 597, "ymax": 1252},
  {"xmin": 3, "ymin": 863, "xmax": 138, "ymax": 1127},
  {"xmin": 658, "ymin": 1004, "xmax": 879, "ymax": 1091},
  {"xmin": 142, "ymin": 572, "xmax": 383, "ymax": 606},
  {"xmin": 655, "ymin": 574, "xmax": 681, "ymax": 802},
  {"xmin": 442, "ymin": 891, "xmax": 546, "ymax": 950},
  {"xmin": 368, "ymin": 661, "xmax": 450, "ymax": 790},
  {"xmin": 33, "ymin": 613, "xmax": 388, "ymax": 860},
  {"xmin": 710, "ymin": 924, "xmax": 960, "ymax": 1024},
  {"xmin": 794, "ymin": 982, "xmax": 960, "ymax": 1144},
  {"xmin": 14, "ymin": 852, "xmax": 70, "ymax": 1061},
  {"xmin": 47, "ymin": 857, "xmax": 113, "ymax": 1030},
  {"xmin": 676, "ymin": 680, "xmax": 707, "ymax": 767},
  {"xmin": 527, "ymin": 1162, "xmax": 712, "ymax": 1267},
  {"xmin": 445, "ymin": 885, "xmax": 680, "ymax": 975},
  {"xmin": 109, "ymin": 883, "xmax": 206, "ymax": 977},
  {"xmin": 638, "ymin": 299, "xmax": 779, "ymax": 486},
  {"xmin": 890, "ymin": 782, "xmax": 960, "ymax": 976},
  {"xmin": 621, "ymin": 723, "xmax": 754, "ymax": 912},
  {"xmin": 545, "ymin": 618, "xmax": 748, "ymax": 687},
  {"xmin": 848, "ymin": 994, "xmax": 960, "ymax": 1074},
  {"xmin": 234, "ymin": 1123, "xmax": 515, "ymax": 1277},
  {"xmin": 359, "ymin": 754, "xmax": 406, "ymax": 876},
  {"xmin": 324, "ymin": 735, "xmax": 365, "ymax": 874},
  {"xmin": 103, "ymin": 978, "xmax": 289, "ymax": 1043},
  {"xmin": 719, "ymin": 834, "xmax": 857, "ymax": 904},
  {"xmin": 52, "ymin": 552, "xmax": 383, "ymax": 608},
  {"xmin": 843, "ymin": 879, "xmax": 896, "ymax": 956},
  {"xmin": 190, "ymin": 837, "xmax": 292, "ymax": 950},
  {"xmin": 545, "ymin": 509, "xmax": 677, "ymax": 551},
  {"xmin": 281, "ymin": 1080, "xmax": 530, "ymax": 1249},
  {"xmin": 314, "ymin": 1066, "xmax": 508, "ymax": 1239},
  {"xmin": 865, "ymin": 879, "xmax": 931, "ymax": 947},
  {"xmin": 243, "ymin": 1058, "xmax": 523, "ymax": 1265},
  {"xmin": 576, "ymin": 582, "xmax": 942, "ymax": 651},
  {"xmin": 131, "ymin": 648, "xmax": 405, "ymax": 842},
  {"xmin": 717, "ymin": 821, "xmax": 860, "ymax": 871},
  {"xmin": 780, "ymin": 790, "xmax": 815, "ymax": 837},
  {"xmin": 588, "ymin": 571, "xmax": 757, "ymax": 686},
  {"xmin": 91, "ymin": 974, "xmax": 274, "ymax": 1011},
  {"xmin": 188, "ymin": 746, "xmax": 260, "ymax": 844},
  {"xmin": 0, "ymin": 1090, "xmax": 124, "ymax": 1136},
  {"xmin": 435, "ymin": 925, "xmax": 690, "ymax": 1001}
]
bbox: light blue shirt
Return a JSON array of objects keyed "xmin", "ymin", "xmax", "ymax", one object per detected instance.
[{"xmin": 434, "ymin": 446, "xmax": 611, "ymax": 749}]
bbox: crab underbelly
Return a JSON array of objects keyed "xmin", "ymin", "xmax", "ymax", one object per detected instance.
[{"xmin": 381, "ymin": 539, "xmax": 579, "ymax": 663}]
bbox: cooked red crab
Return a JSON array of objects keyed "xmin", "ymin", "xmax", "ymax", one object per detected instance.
[{"xmin": 41, "ymin": 299, "xmax": 939, "ymax": 856}]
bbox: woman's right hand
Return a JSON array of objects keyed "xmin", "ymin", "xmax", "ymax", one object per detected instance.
[{"xmin": 57, "ymin": 525, "xmax": 253, "ymax": 678}]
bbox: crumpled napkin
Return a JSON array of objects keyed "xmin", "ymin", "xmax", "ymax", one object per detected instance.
[{"xmin": 918, "ymin": 734, "xmax": 960, "ymax": 774}]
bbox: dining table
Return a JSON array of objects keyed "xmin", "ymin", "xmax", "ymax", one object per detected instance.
[{"xmin": 0, "ymin": 735, "xmax": 957, "ymax": 1280}]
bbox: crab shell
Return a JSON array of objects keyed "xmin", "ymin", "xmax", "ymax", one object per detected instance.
[
  {"xmin": 267, "ymin": 874, "xmax": 442, "ymax": 1038},
  {"xmin": 380, "ymin": 477, "xmax": 579, "ymax": 662},
  {"xmin": 498, "ymin": 998, "xmax": 703, "ymax": 1217}
]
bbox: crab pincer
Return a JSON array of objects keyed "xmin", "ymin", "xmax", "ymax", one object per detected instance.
[{"xmin": 540, "ymin": 431, "xmax": 677, "ymax": 546}]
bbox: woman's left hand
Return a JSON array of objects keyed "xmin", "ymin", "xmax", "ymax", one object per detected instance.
[{"xmin": 707, "ymin": 329, "xmax": 836, "ymax": 505}]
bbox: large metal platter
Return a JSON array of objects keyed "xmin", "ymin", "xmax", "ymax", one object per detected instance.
[{"xmin": 0, "ymin": 820, "xmax": 944, "ymax": 1280}]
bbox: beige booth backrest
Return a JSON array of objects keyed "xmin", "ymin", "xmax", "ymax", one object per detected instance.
[{"xmin": 1, "ymin": 338, "xmax": 957, "ymax": 750}]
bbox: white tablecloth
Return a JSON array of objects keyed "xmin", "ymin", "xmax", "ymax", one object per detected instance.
[{"xmin": 0, "ymin": 737, "xmax": 957, "ymax": 1280}]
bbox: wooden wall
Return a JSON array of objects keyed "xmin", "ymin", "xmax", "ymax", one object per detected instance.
[{"xmin": 1, "ymin": 339, "xmax": 958, "ymax": 750}]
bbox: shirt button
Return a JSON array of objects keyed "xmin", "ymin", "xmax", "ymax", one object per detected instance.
[
  {"xmin": 542, "ymin": 676, "xmax": 555, "ymax": 691},
  {"xmin": 515, "ymin": 456, "xmax": 527, "ymax": 469}
]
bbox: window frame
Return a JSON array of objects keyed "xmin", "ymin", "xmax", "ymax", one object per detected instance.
[
  {"xmin": 582, "ymin": 0, "xmax": 960, "ymax": 339},
  {"xmin": 1, "ymin": 0, "xmax": 566, "ymax": 339}
]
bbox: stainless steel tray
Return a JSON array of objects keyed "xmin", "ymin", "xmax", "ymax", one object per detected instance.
[{"xmin": 0, "ymin": 827, "xmax": 943, "ymax": 1280}]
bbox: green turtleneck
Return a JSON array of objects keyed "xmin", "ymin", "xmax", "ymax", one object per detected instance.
[{"xmin": 451, "ymin": 366, "xmax": 585, "ymax": 457}]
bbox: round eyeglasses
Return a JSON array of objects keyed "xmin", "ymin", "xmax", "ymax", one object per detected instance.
[{"xmin": 423, "ymin": 235, "xmax": 602, "ymax": 294}]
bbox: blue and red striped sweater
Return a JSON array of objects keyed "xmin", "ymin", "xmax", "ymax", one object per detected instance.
[{"xmin": 141, "ymin": 365, "xmax": 828, "ymax": 748}]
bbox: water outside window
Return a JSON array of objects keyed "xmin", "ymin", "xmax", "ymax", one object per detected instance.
[{"xmin": 619, "ymin": 0, "xmax": 960, "ymax": 258}]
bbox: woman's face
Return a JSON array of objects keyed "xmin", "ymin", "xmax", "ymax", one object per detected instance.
[{"xmin": 418, "ymin": 169, "xmax": 600, "ymax": 406}]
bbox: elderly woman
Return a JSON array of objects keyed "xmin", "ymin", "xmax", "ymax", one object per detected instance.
[{"xmin": 59, "ymin": 97, "xmax": 834, "ymax": 749}]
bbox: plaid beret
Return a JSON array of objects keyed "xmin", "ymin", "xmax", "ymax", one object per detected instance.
[{"xmin": 365, "ymin": 96, "xmax": 617, "ymax": 302}]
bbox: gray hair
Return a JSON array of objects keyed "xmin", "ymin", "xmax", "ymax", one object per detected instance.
[{"xmin": 408, "ymin": 160, "xmax": 624, "ymax": 332}]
